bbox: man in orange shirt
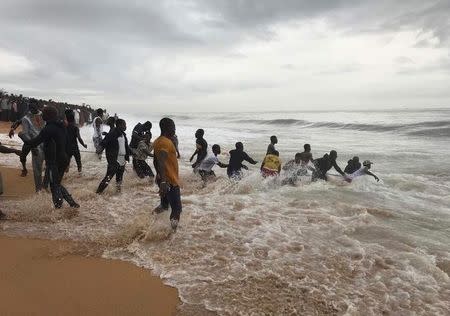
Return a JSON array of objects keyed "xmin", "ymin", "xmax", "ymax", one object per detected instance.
[{"xmin": 153, "ymin": 118, "xmax": 182, "ymax": 230}]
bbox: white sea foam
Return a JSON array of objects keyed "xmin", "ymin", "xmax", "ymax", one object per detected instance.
[{"xmin": 1, "ymin": 110, "xmax": 450, "ymax": 315}]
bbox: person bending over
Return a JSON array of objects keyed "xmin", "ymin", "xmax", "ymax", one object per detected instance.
[
  {"xmin": 153, "ymin": 118, "xmax": 182, "ymax": 230},
  {"xmin": 189, "ymin": 129, "xmax": 207, "ymax": 170},
  {"xmin": 312, "ymin": 150, "xmax": 348, "ymax": 182},
  {"xmin": 197, "ymin": 144, "xmax": 228, "ymax": 185},
  {"xmin": 227, "ymin": 142, "xmax": 258, "ymax": 180},
  {"xmin": 346, "ymin": 160, "xmax": 379, "ymax": 182},
  {"xmin": 96, "ymin": 119, "xmax": 130, "ymax": 194},
  {"xmin": 344, "ymin": 156, "xmax": 361, "ymax": 174},
  {"xmin": 25, "ymin": 106, "xmax": 79, "ymax": 208}
]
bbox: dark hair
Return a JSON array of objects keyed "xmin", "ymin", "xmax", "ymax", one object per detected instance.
[
  {"xmin": 330, "ymin": 150, "xmax": 337, "ymax": 158},
  {"xmin": 106, "ymin": 116, "xmax": 116, "ymax": 127},
  {"xmin": 96, "ymin": 108, "xmax": 104, "ymax": 116},
  {"xmin": 196, "ymin": 129, "xmax": 204, "ymax": 137},
  {"xmin": 143, "ymin": 121, "xmax": 152, "ymax": 130},
  {"xmin": 159, "ymin": 117, "xmax": 174, "ymax": 132},
  {"xmin": 212, "ymin": 144, "xmax": 220, "ymax": 152},
  {"xmin": 116, "ymin": 118, "xmax": 126, "ymax": 127},
  {"xmin": 235, "ymin": 142, "xmax": 243, "ymax": 150},
  {"xmin": 270, "ymin": 135, "xmax": 277, "ymax": 142},
  {"xmin": 304, "ymin": 144, "xmax": 311, "ymax": 151},
  {"xmin": 42, "ymin": 106, "xmax": 58, "ymax": 122},
  {"xmin": 66, "ymin": 113, "xmax": 75, "ymax": 123}
]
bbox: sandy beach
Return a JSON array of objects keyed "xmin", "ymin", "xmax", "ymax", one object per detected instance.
[{"xmin": 0, "ymin": 121, "xmax": 180, "ymax": 315}]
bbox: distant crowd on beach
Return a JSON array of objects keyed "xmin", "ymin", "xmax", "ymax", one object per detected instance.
[
  {"xmin": 0, "ymin": 103, "xmax": 379, "ymax": 231},
  {"xmin": 0, "ymin": 90, "xmax": 98, "ymax": 126}
]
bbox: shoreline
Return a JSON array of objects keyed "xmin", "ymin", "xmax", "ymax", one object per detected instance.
[{"xmin": 1, "ymin": 119, "xmax": 181, "ymax": 315}]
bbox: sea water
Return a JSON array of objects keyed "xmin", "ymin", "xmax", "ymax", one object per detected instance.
[{"xmin": 1, "ymin": 110, "xmax": 449, "ymax": 315}]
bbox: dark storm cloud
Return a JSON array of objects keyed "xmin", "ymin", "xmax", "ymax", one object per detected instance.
[{"xmin": 0, "ymin": 0, "xmax": 449, "ymax": 108}]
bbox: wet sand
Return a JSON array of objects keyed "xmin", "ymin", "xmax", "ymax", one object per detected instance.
[{"xmin": 1, "ymin": 121, "xmax": 180, "ymax": 315}]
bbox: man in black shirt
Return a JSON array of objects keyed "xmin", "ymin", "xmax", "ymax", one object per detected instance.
[
  {"xmin": 25, "ymin": 106, "xmax": 79, "ymax": 208},
  {"xmin": 227, "ymin": 142, "xmax": 258, "ymax": 180},
  {"xmin": 312, "ymin": 150, "xmax": 347, "ymax": 182}
]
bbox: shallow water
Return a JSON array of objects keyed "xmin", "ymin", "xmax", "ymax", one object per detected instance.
[{"xmin": 1, "ymin": 110, "xmax": 450, "ymax": 315}]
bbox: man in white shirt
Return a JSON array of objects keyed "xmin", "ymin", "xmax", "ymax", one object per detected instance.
[{"xmin": 198, "ymin": 144, "xmax": 228, "ymax": 185}]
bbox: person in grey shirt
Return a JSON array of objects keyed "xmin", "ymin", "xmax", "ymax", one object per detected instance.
[{"xmin": 10, "ymin": 101, "xmax": 45, "ymax": 192}]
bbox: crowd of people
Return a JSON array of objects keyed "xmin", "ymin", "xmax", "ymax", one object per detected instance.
[
  {"xmin": 0, "ymin": 90, "xmax": 98, "ymax": 126},
  {"xmin": 0, "ymin": 106, "xmax": 380, "ymax": 229}
]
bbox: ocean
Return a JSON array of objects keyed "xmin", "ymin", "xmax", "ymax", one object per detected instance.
[{"xmin": 1, "ymin": 109, "xmax": 450, "ymax": 315}]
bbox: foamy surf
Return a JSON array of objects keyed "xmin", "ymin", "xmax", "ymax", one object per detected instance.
[{"xmin": 1, "ymin": 110, "xmax": 450, "ymax": 315}]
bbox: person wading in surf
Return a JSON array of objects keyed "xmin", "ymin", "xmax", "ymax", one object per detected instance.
[
  {"xmin": 153, "ymin": 118, "xmax": 182, "ymax": 230},
  {"xmin": 189, "ymin": 128, "xmax": 208, "ymax": 171},
  {"xmin": 346, "ymin": 160, "xmax": 380, "ymax": 182},
  {"xmin": 227, "ymin": 142, "xmax": 258, "ymax": 180},
  {"xmin": 312, "ymin": 150, "xmax": 348, "ymax": 182}
]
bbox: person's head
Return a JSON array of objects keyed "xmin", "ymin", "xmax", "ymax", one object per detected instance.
[
  {"xmin": 352, "ymin": 156, "xmax": 360, "ymax": 163},
  {"xmin": 304, "ymin": 144, "xmax": 311, "ymax": 152},
  {"xmin": 106, "ymin": 116, "xmax": 116, "ymax": 128},
  {"xmin": 159, "ymin": 118, "xmax": 176, "ymax": 137},
  {"xmin": 235, "ymin": 142, "xmax": 244, "ymax": 151},
  {"xmin": 295, "ymin": 153, "xmax": 302, "ymax": 163},
  {"xmin": 144, "ymin": 132, "xmax": 152, "ymax": 143},
  {"xmin": 195, "ymin": 128, "xmax": 204, "ymax": 139},
  {"xmin": 42, "ymin": 106, "xmax": 58, "ymax": 122},
  {"xmin": 330, "ymin": 150, "xmax": 337, "ymax": 160},
  {"xmin": 29, "ymin": 101, "xmax": 39, "ymax": 114},
  {"xmin": 270, "ymin": 135, "xmax": 278, "ymax": 144},
  {"xmin": 116, "ymin": 119, "xmax": 126, "ymax": 132},
  {"xmin": 212, "ymin": 144, "xmax": 221, "ymax": 155},
  {"xmin": 66, "ymin": 112, "xmax": 75, "ymax": 123},
  {"xmin": 142, "ymin": 121, "xmax": 152, "ymax": 131},
  {"xmin": 272, "ymin": 150, "xmax": 279, "ymax": 157},
  {"xmin": 363, "ymin": 160, "xmax": 373, "ymax": 169},
  {"xmin": 96, "ymin": 108, "xmax": 103, "ymax": 117}
]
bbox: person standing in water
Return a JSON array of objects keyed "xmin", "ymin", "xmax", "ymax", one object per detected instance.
[
  {"xmin": 346, "ymin": 160, "xmax": 379, "ymax": 182},
  {"xmin": 197, "ymin": 144, "xmax": 228, "ymax": 184},
  {"xmin": 298, "ymin": 144, "xmax": 313, "ymax": 166},
  {"xmin": 132, "ymin": 133, "xmax": 155, "ymax": 180},
  {"xmin": 153, "ymin": 118, "xmax": 182, "ymax": 230},
  {"xmin": 9, "ymin": 101, "xmax": 45, "ymax": 191},
  {"xmin": 92, "ymin": 108, "xmax": 104, "ymax": 160},
  {"xmin": 261, "ymin": 150, "xmax": 282, "ymax": 177},
  {"xmin": 227, "ymin": 142, "xmax": 258, "ymax": 180},
  {"xmin": 130, "ymin": 121, "xmax": 152, "ymax": 175},
  {"xmin": 25, "ymin": 106, "xmax": 79, "ymax": 208},
  {"xmin": 96, "ymin": 119, "xmax": 130, "ymax": 194},
  {"xmin": 267, "ymin": 135, "xmax": 278, "ymax": 154},
  {"xmin": 189, "ymin": 129, "xmax": 207, "ymax": 170},
  {"xmin": 65, "ymin": 112, "xmax": 87, "ymax": 173},
  {"xmin": 312, "ymin": 150, "xmax": 348, "ymax": 181}
]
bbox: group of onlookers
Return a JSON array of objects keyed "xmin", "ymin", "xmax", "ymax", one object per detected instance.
[{"xmin": 0, "ymin": 91, "xmax": 97, "ymax": 125}]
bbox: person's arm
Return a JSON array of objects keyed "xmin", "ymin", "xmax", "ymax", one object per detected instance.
[
  {"xmin": 99, "ymin": 131, "xmax": 113, "ymax": 153},
  {"xmin": 217, "ymin": 161, "xmax": 228, "ymax": 168},
  {"xmin": 155, "ymin": 149, "xmax": 170, "ymax": 196},
  {"xmin": 8, "ymin": 120, "xmax": 22, "ymax": 138},
  {"xmin": 366, "ymin": 170, "xmax": 380, "ymax": 182},
  {"xmin": 24, "ymin": 128, "xmax": 47, "ymax": 148},
  {"xmin": 76, "ymin": 127, "xmax": 87, "ymax": 148},
  {"xmin": 0, "ymin": 143, "xmax": 21, "ymax": 155},
  {"xmin": 332, "ymin": 160, "xmax": 345, "ymax": 176},
  {"xmin": 243, "ymin": 152, "xmax": 258, "ymax": 165},
  {"xmin": 189, "ymin": 143, "xmax": 200, "ymax": 162}
]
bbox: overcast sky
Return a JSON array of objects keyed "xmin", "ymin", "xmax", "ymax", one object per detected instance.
[{"xmin": 1, "ymin": 0, "xmax": 449, "ymax": 113}]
